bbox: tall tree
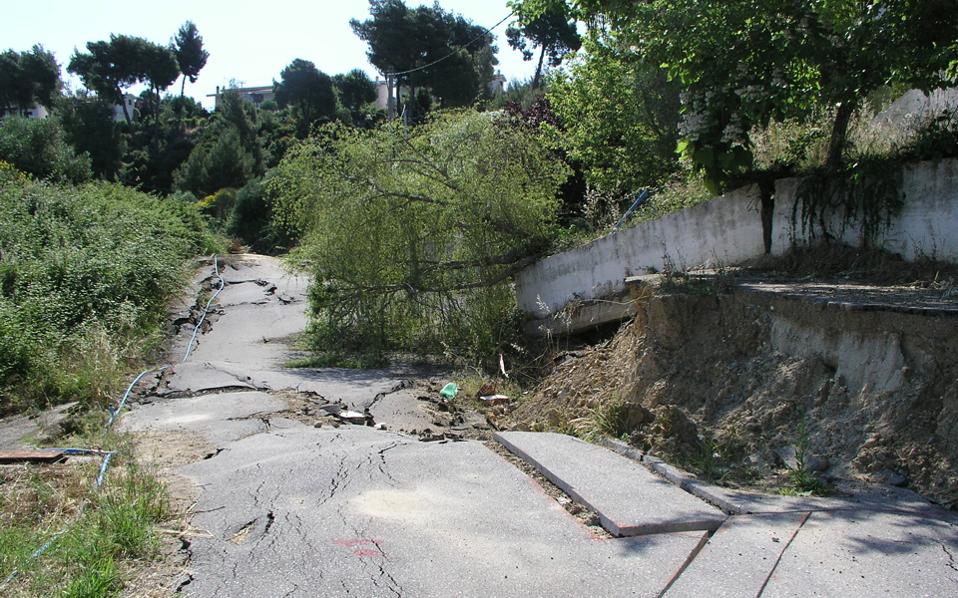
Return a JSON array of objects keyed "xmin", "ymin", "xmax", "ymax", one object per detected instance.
[
  {"xmin": 558, "ymin": 0, "xmax": 958, "ymax": 189},
  {"xmin": 333, "ymin": 69, "xmax": 377, "ymax": 115},
  {"xmin": 69, "ymin": 35, "xmax": 145, "ymax": 124},
  {"xmin": 69, "ymin": 35, "xmax": 178, "ymax": 125},
  {"xmin": 351, "ymin": 0, "xmax": 498, "ymax": 112},
  {"xmin": 56, "ymin": 93, "xmax": 124, "ymax": 178},
  {"xmin": 171, "ymin": 21, "xmax": 209, "ymax": 97},
  {"xmin": 0, "ymin": 46, "xmax": 60, "ymax": 115},
  {"xmin": 139, "ymin": 42, "xmax": 179, "ymax": 117},
  {"xmin": 506, "ymin": 0, "xmax": 580, "ymax": 88},
  {"xmin": 274, "ymin": 59, "xmax": 337, "ymax": 137}
]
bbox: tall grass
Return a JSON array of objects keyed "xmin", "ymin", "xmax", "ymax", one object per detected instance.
[{"xmin": 0, "ymin": 456, "xmax": 170, "ymax": 598}]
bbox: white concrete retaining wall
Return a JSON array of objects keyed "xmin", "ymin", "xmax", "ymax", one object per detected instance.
[
  {"xmin": 517, "ymin": 159, "xmax": 958, "ymax": 319},
  {"xmin": 771, "ymin": 159, "xmax": 958, "ymax": 262},
  {"xmin": 516, "ymin": 185, "xmax": 765, "ymax": 317}
]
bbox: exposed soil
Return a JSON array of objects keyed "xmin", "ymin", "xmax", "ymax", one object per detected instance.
[{"xmin": 508, "ymin": 277, "xmax": 958, "ymax": 508}]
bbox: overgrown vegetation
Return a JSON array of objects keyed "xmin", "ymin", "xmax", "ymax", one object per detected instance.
[
  {"xmin": 0, "ymin": 117, "xmax": 92, "ymax": 184},
  {"xmin": 269, "ymin": 112, "xmax": 569, "ymax": 367},
  {"xmin": 0, "ymin": 429, "xmax": 171, "ymax": 597},
  {"xmin": 0, "ymin": 162, "xmax": 215, "ymax": 413},
  {"xmin": 505, "ymin": 0, "xmax": 958, "ymax": 240}
]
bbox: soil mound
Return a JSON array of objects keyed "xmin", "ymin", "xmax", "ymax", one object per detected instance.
[{"xmin": 510, "ymin": 282, "xmax": 958, "ymax": 507}]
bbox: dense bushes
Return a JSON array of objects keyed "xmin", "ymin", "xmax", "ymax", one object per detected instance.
[
  {"xmin": 227, "ymin": 178, "xmax": 275, "ymax": 251},
  {"xmin": 0, "ymin": 162, "xmax": 214, "ymax": 412},
  {"xmin": 0, "ymin": 117, "xmax": 92, "ymax": 183}
]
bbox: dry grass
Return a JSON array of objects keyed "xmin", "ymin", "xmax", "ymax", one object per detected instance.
[{"xmin": 0, "ymin": 434, "xmax": 172, "ymax": 598}]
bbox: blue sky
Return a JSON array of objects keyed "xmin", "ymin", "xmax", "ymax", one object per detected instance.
[{"xmin": 3, "ymin": 0, "xmax": 534, "ymax": 108}]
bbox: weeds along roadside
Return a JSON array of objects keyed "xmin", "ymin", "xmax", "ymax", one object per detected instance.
[
  {"xmin": 0, "ymin": 257, "xmax": 223, "ymax": 596},
  {"xmin": 0, "ymin": 163, "xmax": 224, "ymax": 596},
  {"xmin": 0, "ymin": 161, "xmax": 222, "ymax": 416}
]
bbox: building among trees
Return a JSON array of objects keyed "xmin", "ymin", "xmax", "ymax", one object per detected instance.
[{"xmin": 208, "ymin": 85, "xmax": 275, "ymax": 109}]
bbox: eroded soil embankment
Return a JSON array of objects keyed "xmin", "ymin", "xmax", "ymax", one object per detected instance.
[{"xmin": 511, "ymin": 288, "xmax": 958, "ymax": 507}]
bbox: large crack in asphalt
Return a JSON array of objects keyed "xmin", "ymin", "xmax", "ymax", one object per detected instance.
[
  {"xmin": 371, "ymin": 441, "xmax": 403, "ymax": 486},
  {"xmin": 143, "ymin": 258, "xmax": 438, "ymax": 595},
  {"xmin": 944, "ymin": 543, "xmax": 958, "ymax": 574},
  {"xmin": 365, "ymin": 380, "xmax": 411, "ymax": 413},
  {"xmin": 174, "ymin": 536, "xmax": 196, "ymax": 594}
]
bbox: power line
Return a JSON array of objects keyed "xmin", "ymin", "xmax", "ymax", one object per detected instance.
[{"xmin": 385, "ymin": 12, "xmax": 514, "ymax": 77}]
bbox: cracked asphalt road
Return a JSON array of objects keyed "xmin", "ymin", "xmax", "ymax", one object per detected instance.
[{"xmin": 122, "ymin": 255, "xmax": 702, "ymax": 597}]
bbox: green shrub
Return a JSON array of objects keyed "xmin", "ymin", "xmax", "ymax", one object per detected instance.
[
  {"xmin": 227, "ymin": 178, "xmax": 274, "ymax": 251},
  {"xmin": 0, "ymin": 117, "xmax": 92, "ymax": 183},
  {"xmin": 0, "ymin": 167, "xmax": 209, "ymax": 412}
]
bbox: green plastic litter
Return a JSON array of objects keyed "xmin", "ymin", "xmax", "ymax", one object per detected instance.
[{"xmin": 439, "ymin": 382, "xmax": 458, "ymax": 400}]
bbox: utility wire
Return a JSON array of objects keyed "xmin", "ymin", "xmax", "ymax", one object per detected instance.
[{"xmin": 385, "ymin": 12, "xmax": 514, "ymax": 77}]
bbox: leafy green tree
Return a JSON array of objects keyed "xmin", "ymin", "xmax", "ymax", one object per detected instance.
[
  {"xmin": 56, "ymin": 93, "xmax": 124, "ymax": 179},
  {"xmin": 0, "ymin": 46, "xmax": 60, "ymax": 115},
  {"xmin": 139, "ymin": 42, "xmax": 180, "ymax": 117},
  {"xmin": 274, "ymin": 59, "xmax": 337, "ymax": 137},
  {"xmin": 120, "ymin": 95, "xmax": 206, "ymax": 193},
  {"xmin": 69, "ymin": 35, "xmax": 145, "ymax": 124},
  {"xmin": 69, "ymin": 35, "xmax": 179, "ymax": 124},
  {"xmin": 351, "ymin": 0, "xmax": 499, "ymax": 111},
  {"xmin": 561, "ymin": 0, "xmax": 958, "ymax": 190},
  {"xmin": 545, "ymin": 34, "xmax": 680, "ymax": 196},
  {"xmin": 268, "ymin": 111, "xmax": 569, "ymax": 363},
  {"xmin": 171, "ymin": 21, "xmax": 209, "ymax": 97},
  {"xmin": 0, "ymin": 116, "xmax": 91, "ymax": 182},
  {"xmin": 172, "ymin": 92, "xmax": 262, "ymax": 196},
  {"xmin": 333, "ymin": 69, "xmax": 378, "ymax": 123},
  {"xmin": 215, "ymin": 90, "xmax": 265, "ymax": 171},
  {"xmin": 174, "ymin": 127, "xmax": 253, "ymax": 196},
  {"xmin": 506, "ymin": 0, "xmax": 580, "ymax": 88},
  {"xmin": 227, "ymin": 177, "xmax": 276, "ymax": 251}
]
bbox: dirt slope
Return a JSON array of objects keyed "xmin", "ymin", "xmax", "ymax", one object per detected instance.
[{"xmin": 510, "ymin": 282, "xmax": 958, "ymax": 507}]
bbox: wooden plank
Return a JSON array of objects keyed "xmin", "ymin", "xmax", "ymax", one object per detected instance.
[{"xmin": 0, "ymin": 450, "xmax": 66, "ymax": 464}]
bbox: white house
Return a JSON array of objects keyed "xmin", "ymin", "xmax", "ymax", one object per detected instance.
[
  {"xmin": 2, "ymin": 94, "xmax": 137, "ymax": 123},
  {"xmin": 111, "ymin": 94, "xmax": 137, "ymax": 122},
  {"xmin": 0, "ymin": 103, "xmax": 49, "ymax": 119},
  {"xmin": 207, "ymin": 85, "xmax": 275, "ymax": 109}
]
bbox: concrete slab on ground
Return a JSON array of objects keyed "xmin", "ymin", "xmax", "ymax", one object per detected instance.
[
  {"xmin": 178, "ymin": 426, "xmax": 709, "ymax": 597},
  {"xmin": 161, "ymin": 360, "xmax": 413, "ymax": 410},
  {"xmin": 159, "ymin": 362, "xmax": 258, "ymax": 396},
  {"xmin": 664, "ymin": 512, "xmax": 809, "ymax": 597},
  {"xmin": 366, "ymin": 388, "xmax": 444, "ymax": 433},
  {"xmin": 762, "ymin": 509, "xmax": 958, "ymax": 596},
  {"xmin": 186, "ymin": 302, "xmax": 309, "ymax": 365},
  {"xmin": 495, "ymin": 431, "xmax": 725, "ymax": 536},
  {"xmin": 120, "ymin": 391, "xmax": 287, "ymax": 446}
]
